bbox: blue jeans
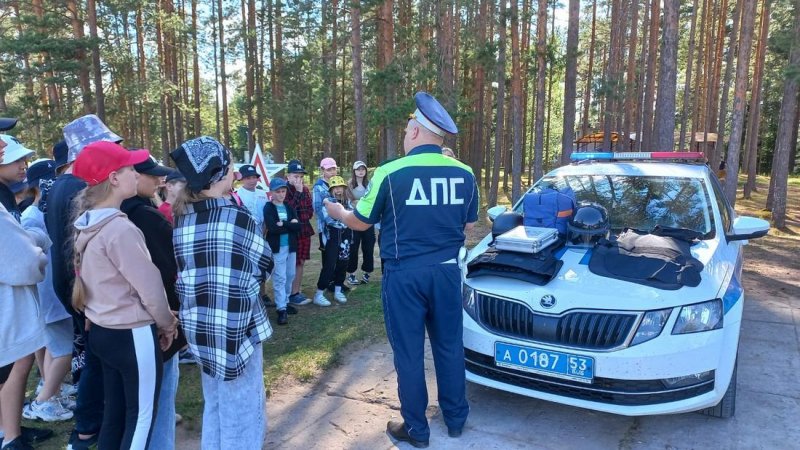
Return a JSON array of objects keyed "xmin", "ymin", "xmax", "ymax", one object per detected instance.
[
  {"xmin": 200, "ymin": 344, "xmax": 265, "ymax": 450},
  {"xmin": 149, "ymin": 354, "xmax": 179, "ymax": 450},
  {"xmin": 272, "ymin": 246, "xmax": 296, "ymax": 310}
]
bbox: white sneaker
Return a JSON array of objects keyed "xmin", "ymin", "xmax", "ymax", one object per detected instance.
[
  {"xmin": 334, "ymin": 292, "xmax": 348, "ymax": 304},
  {"xmin": 313, "ymin": 292, "xmax": 331, "ymax": 307},
  {"xmin": 60, "ymin": 382, "xmax": 78, "ymax": 397},
  {"xmin": 59, "ymin": 394, "xmax": 77, "ymax": 411},
  {"xmin": 23, "ymin": 397, "xmax": 73, "ymax": 421}
]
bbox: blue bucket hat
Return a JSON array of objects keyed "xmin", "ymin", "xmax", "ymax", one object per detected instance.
[{"xmin": 63, "ymin": 114, "xmax": 123, "ymax": 164}]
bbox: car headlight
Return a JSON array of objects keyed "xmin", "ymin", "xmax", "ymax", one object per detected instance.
[
  {"xmin": 672, "ymin": 299, "xmax": 723, "ymax": 334},
  {"xmin": 630, "ymin": 308, "xmax": 672, "ymax": 346},
  {"xmin": 462, "ymin": 283, "xmax": 478, "ymax": 321}
]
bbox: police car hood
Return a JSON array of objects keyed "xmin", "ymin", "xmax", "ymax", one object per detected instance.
[{"xmin": 464, "ymin": 234, "xmax": 726, "ymax": 313}]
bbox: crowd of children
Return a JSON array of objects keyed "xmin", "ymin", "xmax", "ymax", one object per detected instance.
[{"xmin": 0, "ymin": 112, "xmax": 378, "ymax": 449}]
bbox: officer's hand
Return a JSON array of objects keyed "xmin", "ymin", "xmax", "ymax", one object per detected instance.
[{"xmin": 323, "ymin": 198, "xmax": 345, "ymax": 219}]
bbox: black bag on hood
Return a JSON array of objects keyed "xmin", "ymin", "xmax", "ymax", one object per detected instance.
[{"xmin": 588, "ymin": 228, "xmax": 704, "ymax": 290}]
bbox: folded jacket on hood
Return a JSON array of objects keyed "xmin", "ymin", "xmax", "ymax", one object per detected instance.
[{"xmin": 73, "ymin": 208, "xmax": 177, "ymax": 333}]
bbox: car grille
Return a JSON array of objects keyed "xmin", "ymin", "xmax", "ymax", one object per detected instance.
[
  {"xmin": 465, "ymin": 349, "xmax": 715, "ymax": 406},
  {"xmin": 476, "ymin": 293, "xmax": 638, "ymax": 350}
]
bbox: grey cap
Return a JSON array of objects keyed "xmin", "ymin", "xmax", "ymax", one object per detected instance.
[{"xmin": 63, "ymin": 114, "xmax": 123, "ymax": 164}]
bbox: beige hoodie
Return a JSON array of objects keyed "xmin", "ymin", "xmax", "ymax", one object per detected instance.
[{"xmin": 74, "ymin": 208, "xmax": 177, "ymax": 333}]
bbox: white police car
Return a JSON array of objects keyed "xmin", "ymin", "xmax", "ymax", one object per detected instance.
[{"xmin": 460, "ymin": 152, "xmax": 770, "ymax": 418}]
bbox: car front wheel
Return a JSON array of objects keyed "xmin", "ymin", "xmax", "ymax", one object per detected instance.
[{"xmin": 698, "ymin": 359, "xmax": 737, "ymax": 418}]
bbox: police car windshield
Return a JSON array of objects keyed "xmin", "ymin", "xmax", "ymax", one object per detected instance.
[{"xmin": 519, "ymin": 175, "xmax": 716, "ymax": 239}]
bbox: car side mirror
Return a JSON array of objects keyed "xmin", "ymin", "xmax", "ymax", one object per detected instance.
[
  {"xmin": 726, "ymin": 216, "xmax": 770, "ymax": 242},
  {"xmin": 487, "ymin": 205, "xmax": 508, "ymax": 222}
]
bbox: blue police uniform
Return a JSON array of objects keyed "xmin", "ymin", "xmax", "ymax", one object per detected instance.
[{"xmin": 354, "ymin": 93, "xmax": 479, "ymax": 441}]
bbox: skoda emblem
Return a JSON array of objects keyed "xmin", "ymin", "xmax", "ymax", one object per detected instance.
[{"xmin": 540, "ymin": 294, "xmax": 556, "ymax": 309}]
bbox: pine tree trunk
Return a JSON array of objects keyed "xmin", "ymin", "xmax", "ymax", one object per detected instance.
[
  {"xmin": 135, "ymin": 5, "xmax": 151, "ymax": 149},
  {"xmin": 581, "ymin": 1, "xmax": 597, "ymax": 136},
  {"xmin": 378, "ymin": 0, "xmax": 396, "ymax": 159},
  {"xmin": 218, "ymin": 0, "xmax": 230, "ymax": 147},
  {"xmin": 156, "ymin": 0, "xmax": 170, "ymax": 152},
  {"xmin": 530, "ymin": 0, "xmax": 546, "ymax": 183},
  {"xmin": 321, "ymin": 0, "xmax": 338, "ymax": 157},
  {"xmin": 436, "ymin": 0, "xmax": 456, "ymax": 150},
  {"xmin": 510, "ymin": 0, "xmax": 525, "ymax": 202},
  {"xmin": 723, "ymin": 0, "xmax": 758, "ymax": 205},
  {"xmin": 87, "ymin": 0, "xmax": 105, "ymax": 120},
  {"xmin": 640, "ymin": 0, "xmax": 660, "ymax": 151},
  {"xmin": 708, "ymin": 0, "xmax": 729, "ymax": 137},
  {"xmin": 484, "ymin": 0, "xmax": 496, "ymax": 191},
  {"xmin": 715, "ymin": 0, "xmax": 742, "ymax": 170},
  {"xmin": 543, "ymin": 6, "xmax": 556, "ymax": 171},
  {"xmin": 561, "ymin": 0, "xmax": 579, "ymax": 165},
  {"xmin": 67, "ymin": 0, "xmax": 92, "ymax": 114},
  {"xmin": 211, "ymin": 0, "xmax": 221, "ymax": 140},
  {"xmin": 653, "ymin": 0, "xmax": 679, "ymax": 152},
  {"xmin": 270, "ymin": 0, "xmax": 285, "ymax": 157},
  {"xmin": 246, "ymin": 0, "xmax": 257, "ymax": 151},
  {"xmin": 770, "ymin": 3, "xmax": 800, "ymax": 228},
  {"xmin": 622, "ymin": 0, "xmax": 641, "ymax": 152},
  {"xmin": 351, "ymin": 1, "xmax": 366, "ymax": 163},
  {"xmin": 191, "ymin": 0, "xmax": 201, "ymax": 136},
  {"xmin": 602, "ymin": 0, "xmax": 623, "ymax": 152},
  {"xmin": 690, "ymin": 0, "xmax": 709, "ymax": 153},
  {"xmin": 678, "ymin": 0, "xmax": 700, "ymax": 152},
  {"xmin": 32, "ymin": 0, "xmax": 59, "ymax": 117},
  {"xmin": 256, "ymin": 0, "xmax": 267, "ymax": 153},
  {"xmin": 743, "ymin": 0, "xmax": 771, "ymax": 199},
  {"xmin": 701, "ymin": 0, "xmax": 720, "ymax": 154},
  {"xmin": 490, "ymin": 0, "xmax": 507, "ymax": 207},
  {"xmin": 634, "ymin": 0, "xmax": 651, "ymax": 151}
]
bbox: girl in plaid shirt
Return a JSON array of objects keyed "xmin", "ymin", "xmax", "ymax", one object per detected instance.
[{"xmin": 170, "ymin": 137, "xmax": 274, "ymax": 450}]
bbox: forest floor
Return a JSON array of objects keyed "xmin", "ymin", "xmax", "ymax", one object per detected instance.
[{"xmin": 26, "ymin": 174, "xmax": 800, "ymax": 449}]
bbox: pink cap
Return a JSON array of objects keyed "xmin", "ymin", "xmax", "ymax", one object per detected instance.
[{"xmin": 320, "ymin": 157, "xmax": 337, "ymax": 169}]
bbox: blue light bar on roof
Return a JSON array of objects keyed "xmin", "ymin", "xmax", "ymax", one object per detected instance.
[{"xmin": 570, "ymin": 152, "xmax": 615, "ymax": 160}]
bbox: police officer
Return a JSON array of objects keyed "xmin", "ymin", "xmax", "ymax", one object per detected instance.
[{"xmin": 324, "ymin": 92, "xmax": 478, "ymax": 448}]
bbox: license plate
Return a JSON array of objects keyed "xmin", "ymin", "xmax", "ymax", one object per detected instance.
[{"xmin": 495, "ymin": 342, "xmax": 594, "ymax": 383}]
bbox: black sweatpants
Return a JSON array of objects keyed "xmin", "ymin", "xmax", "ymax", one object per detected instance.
[
  {"xmin": 317, "ymin": 225, "xmax": 353, "ymax": 290},
  {"xmin": 347, "ymin": 226, "xmax": 376, "ymax": 274},
  {"xmin": 89, "ymin": 323, "xmax": 162, "ymax": 450}
]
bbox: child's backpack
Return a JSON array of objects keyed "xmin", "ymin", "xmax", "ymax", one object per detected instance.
[{"xmin": 522, "ymin": 187, "xmax": 576, "ymax": 235}]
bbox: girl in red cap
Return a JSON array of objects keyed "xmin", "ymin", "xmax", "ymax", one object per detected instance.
[{"xmin": 71, "ymin": 141, "xmax": 178, "ymax": 450}]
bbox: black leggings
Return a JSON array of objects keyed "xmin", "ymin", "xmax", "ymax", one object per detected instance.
[
  {"xmin": 89, "ymin": 323, "xmax": 163, "ymax": 450},
  {"xmin": 317, "ymin": 226, "xmax": 353, "ymax": 290},
  {"xmin": 347, "ymin": 226, "xmax": 375, "ymax": 274}
]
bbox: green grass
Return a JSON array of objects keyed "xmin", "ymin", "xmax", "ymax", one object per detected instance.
[{"xmin": 27, "ymin": 264, "xmax": 386, "ymax": 448}]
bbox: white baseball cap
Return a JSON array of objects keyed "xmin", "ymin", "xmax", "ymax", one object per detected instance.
[
  {"xmin": 352, "ymin": 160, "xmax": 367, "ymax": 170},
  {"xmin": 0, "ymin": 134, "xmax": 35, "ymax": 165}
]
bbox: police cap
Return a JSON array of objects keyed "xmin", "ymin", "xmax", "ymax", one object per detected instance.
[{"xmin": 413, "ymin": 92, "xmax": 458, "ymax": 136}]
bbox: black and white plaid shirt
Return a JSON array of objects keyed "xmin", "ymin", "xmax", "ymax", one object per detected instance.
[{"xmin": 173, "ymin": 198, "xmax": 274, "ymax": 381}]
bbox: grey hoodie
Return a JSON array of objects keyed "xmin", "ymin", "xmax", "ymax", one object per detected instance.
[
  {"xmin": 73, "ymin": 208, "xmax": 177, "ymax": 332},
  {"xmin": 0, "ymin": 203, "xmax": 47, "ymax": 366}
]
